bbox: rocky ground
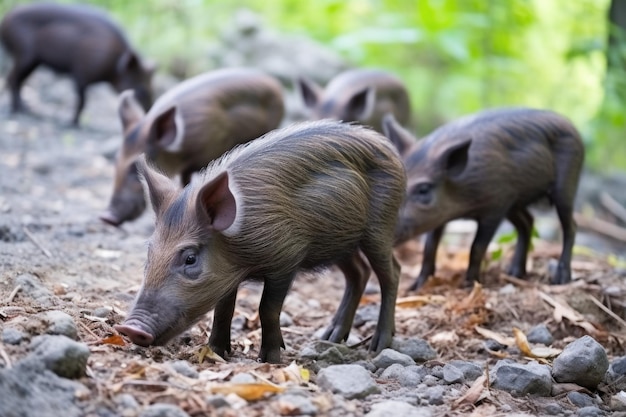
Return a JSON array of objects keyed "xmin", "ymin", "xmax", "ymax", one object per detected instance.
[{"xmin": 2, "ymin": 59, "xmax": 626, "ymax": 417}]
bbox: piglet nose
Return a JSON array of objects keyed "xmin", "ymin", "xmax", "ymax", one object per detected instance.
[
  {"xmin": 99, "ymin": 210, "xmax": 122, "ymax": 227},
  {"xmin": 115, "ymin": 324, "xmax": 155, "ymax": 346}
]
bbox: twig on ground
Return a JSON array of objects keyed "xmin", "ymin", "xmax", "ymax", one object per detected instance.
[
  {"xmin": 587, "ymin": 293, "xmax": 626, "ymax": 329},
  {"xmin": 574, "ymin": 213, "xmax": 626, "ymax": 243},
  {"xmin": 6, "ymin": 284, "xmax": 21, "ymax": 303},
  {"xmin": 0, "ymin": 344, "xmax": 12, "ymax": 369},
  {"xmin": 600, "ymin": 192, "xmax": 626, "ymax": 225},
  {"xmin": 22, "ymin": 226, "xmax": 52, "ymax": 257}
]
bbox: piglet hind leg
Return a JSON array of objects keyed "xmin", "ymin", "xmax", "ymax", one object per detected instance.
[
  {"xmin": 258, "ymin": 276, "xmax": 292, "ymax": 363},
  {"xmin": 208, "ymin": 288, "xmax": 238, "ymax": 359},
  {"xmin": 505, "ymin": 208, "xmax": 534, "ymax": 278},
  {"xmin": 321, "ymin": 252, "xmax": 370, "ymax": 343},
  {"xmin": 362, "ymin": 248, "xmax": 400, "ymax": 354},
  {"xmin": 409, "ymin": 226, "xmax": 445, "ymax": 291}
]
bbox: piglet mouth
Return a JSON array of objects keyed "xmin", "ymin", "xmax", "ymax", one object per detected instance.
[
  {"xmin": 99, "ymin": 209, "xmax": 123, "ymax": 227},
  {"xmin": 115, "ymin": 320, "xmax": 156, "ymax": 346}
]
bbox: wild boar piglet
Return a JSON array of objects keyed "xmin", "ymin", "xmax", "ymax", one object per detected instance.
[
  {"xmin": 383, "ymin": 108, "xmax": 584, "ymax": 290},
  {"xmin": 115, "ymin": 120, "xmax": 406, "ymax": 363}
]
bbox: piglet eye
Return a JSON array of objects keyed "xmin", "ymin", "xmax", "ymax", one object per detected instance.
[
  {"xmin": 185, "ymin": 254, "xmax": 197, "ymax": 265},
  {"xmin": 416, "ymin": 183, "xmax": 432, "ymax": 195}
]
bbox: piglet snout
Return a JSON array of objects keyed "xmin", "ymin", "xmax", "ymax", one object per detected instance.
[{"xmin": 115, "ymin": 323, "xmax": 155, "ymax": 346}]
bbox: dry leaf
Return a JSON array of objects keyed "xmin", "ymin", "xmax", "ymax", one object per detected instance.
[
  {"xmin": 198, "ymin": 369, "xmax": 232, "ymax": 381},
  {"xmin": 396, "ymin": 294, "xmax": 446, "ymax": 308},
  {"xmin": 197, "ymin": 346, "xmax": 226, "ymax": 364},
  {"xmin": 275, "ymin": 361, "xmax": 310, "ymax": 385},
  {"xmin": 454, "ymin": 375, "xmax": 488, "ymax": 407},
  {"xmin": 212, "ymin": 383, "xmax": 285, "ymax": 401},
  {"xmin": 101, "ymin": 334, "xmax": 125, "ymax": 346},
  {"xmin": 512, "ymin": 327, "xmax": 561, "ymax": 359},
  {"xmin": 538, "ymin": 291, "xmax": 599, "ymax": 335},
  {"xmin": 474, "ymin": 326, "xmax": 514, "ymax": 346},
  {"xmin": 454, "ymin": 282, "xmax": 485, "ymax": 312},
  {"xmin": 469, "ymin": 404, "xmax": 497, "ymax": 417},
  {"xmin": 429, "ymin": 330, "xmax": 459, "ymax": 348}
]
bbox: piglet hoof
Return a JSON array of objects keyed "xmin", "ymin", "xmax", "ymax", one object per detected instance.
[
  {"xmin": 369, "ymin": 330, "xmax": 393, "ymax": 354},
  {"xmin": 505, "ymin": 264, "xmax": 526, "ymax": 278},
  {"xmin": 408, "ymin": 274, "xmax": 429, "ymax": 292},
  {"xmin": 115, "ymin": 324, "xmax": 154, "ymax": 347},
  {"xmin": 551, "ymin": 266, "xmax": 571, "ymax": 285},
  {"xmin": 320, "ymin": 323, "xmax": 350, "ymax": 344},
  {"xmin": 258, "ymin": 347, "xmax": 282, "ymax": 364}
]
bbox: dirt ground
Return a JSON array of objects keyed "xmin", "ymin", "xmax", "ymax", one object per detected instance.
[{"xmin": 2, "ymin": 69, "xmax": 626, "ymax": 417}]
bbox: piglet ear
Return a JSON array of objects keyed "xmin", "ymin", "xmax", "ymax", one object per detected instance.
[
  {"xmin": 196, "ymin": 171, "xmax": 236, "ymax": 232},
  {"xmin": 346, "ymin": 86, "xmax": 375, "ymax": 121},
  {"xmin": 118, "ymin": 90, "xmax": 145, "ymax": 131},
  {"xmin": 148, "ymin": 106, "xmax": 179, "ymax": 150},
  {"xmin": 296, "ymin": 76, "xmax": 323, "ymax": 109},
  {"xmin": 117, "ymin": 51, "xmax": 141, "ymax": 73},
  {"xmin": 382, "ymin": 113, "xmax": 415, "ymax": 156},
  {"xmin": 136, "ymin": 156, "xmax": 178, "ymax": 217},
  {"xmin": 441, "ymin": 138, "xmax": 472, "ymax": 178}
]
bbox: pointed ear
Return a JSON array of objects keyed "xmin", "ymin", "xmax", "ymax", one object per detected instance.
[
  {"xmin": 117, "ymin": 51, "xmax": 141, "ymax": 73},
  {"xmin": 346, "ymin": 86, "xmax": 375, "ymax": 121},
  {"xmin": 196, "ymin": 172, "xmax": 236, "ymax": 232},
  {"xmin": 296, "ymin": 76, "xmax": 323, "ymax": 109},
  {"xmin": 136, "ymin": 156, "xmax": 178, "ymax": 217},
  {"xmin": 118, "ymin": 90, "xmax": 145, "ymax": 130},
  {"xmin": 440, "ymin": 138, "xmax": 472, "ymax": 178},
  {"xmin": 147, "ymin": 106, "xmax": 179, "ymax": 150},
  {"xmin": 382, "ymin": 113, "xmax": 415, "ymax": 156}
]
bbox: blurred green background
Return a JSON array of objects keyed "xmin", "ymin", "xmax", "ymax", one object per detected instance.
[{"xmin": 1, "ymin": 0, "xmax": 624, "ymax": 171}]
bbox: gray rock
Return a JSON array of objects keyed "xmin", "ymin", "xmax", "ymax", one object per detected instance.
[
  {"xmin": 490, "ymin": 360, "xmax": 552, "ymax": 397},
  {"xmin": 380, "ymin": 363, "xmax": 406, "ymax": 380},
  {"xmin": 610, "ymin": 391, "xmax": 626, "ymax": 411},
  {"xmin": 92, "ymin": 306, "xmax": 113, "ymax": 318},
  {"xmin": 539, "ymin": 402, "xmax": 564, "ymax": 415},
  {"xmin": 317, "ymin": 364, "xmax": 380, "ymax": 399},
  {"xmin": 276, "ymin": 393, "xmax": 318, "ymax": 415},
  {"xmin": 169, "ymin": 360, "xmax": 198, "ymax": 379},
  {"xmin": 230, "ymin": 373, "xmax": 256, "ymax": 384},
  {"xmin": 354, "ymin": 360, "xmax": 377, "ymax": 373},
  {"xmin": 568, "ymin": 392, "xmax": 596, "ymax": 408},
  {"xmin": 577, "ymin": 406, "xmax": 605, "ymax": 417},
  {"xmin": 372, "ymin": 348, "xmax": 414, "ymax": 369},
  {"xmin": 552, "ymin": 336, "xmax": 609, "ymax": 389},
  {"xmin": 442, "ymin": 363, "xmax": 464, "ymax": 384},
  {"xmin": 366, "ymin": 400, "xmax": 432, "ymax": 417},
  {"xmin": 2, "ymin": 327, "xmax": 24, "ymax": 345},
  {"xmin": 41, "ymin": 310, "xmax": 78, "ymax": 340},
  {"xmin": 318, "ymin": 346, "xmax": 345, "ymax": 364},
  {"xmin": 424, "ymin": 385, "xmax": 444, "ymax": 405},
  {"xmin": 29, "ymin": 335, "xmax": 90, "ymax": 379},
  {"xmin": 300, "ymin": 345, "xmax": 319, "ymax": 360},
  {"xmin": 422, "ymin": 374, "xmax": 440, "ymax": 386},
  {"xmin": 205, "ymin": 395, "xmax": 229, "ymax": 408},
  {"xmin": 0, "ymin": 361, "xmax": 87, "ymax": 417},
  {"xmin": 16, "ymin": 273, "xmax": 56, "ymax": 307},
  {"xmin": 280, "ymin": 311, "xmax": 294, "ymax": 327},
  {"xmin": 139, "ymin": 403, "xmax": 190, "ymax": 417},
  {"xmin": 613, "ymin": 357, "xmax": 626, "ymax": 375},
  {"xmin": 354, "ymin": 304, "xmax": 380, "ymax": 327},
  {"xmin": 398, "ymin": 366, "xmax": 423, "ymax": 387},
  {"xmin": 449, "ymin": 360, "xmax": 483, "ymax": 382},
  {"xmin": 527, "ymin": 324, "xmax": 554, "ymax": 346},
  {"xmin": 114, "ymin": 393, "xmax": 139, "ymax": 409},
  {"xmin": 391, "ymin": 338, "xmax": 437, "ymax": 362}
]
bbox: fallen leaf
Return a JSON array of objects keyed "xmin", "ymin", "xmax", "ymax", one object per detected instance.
[
  {"xmin": 212, "ymin": 383, "xmax": 285, "ymax": 401},
  {"xmin": 198, "ymin": 369, "xmax": 232, "ymax": 381},
  {"xmin": 396, "ymin": 294, "xmax": 446, "ymax": 308},
  {"xmin": 454, "ymin": 374, "xmax": 488, "ymax": 407},
  {"xmin": 454, "ymin": 282, "xmax": 485, "ymax": 312},
  {"xmin": 474, "ymin": 326, "xmax": 514, "ymax": 346},
  {"xmin": 197, "ymin": 346, "xmax": 226, "ymax": 364},
  {"xmin": 512, "ymin": 327, "xmax": 561, "ymax": 359},
  {"xmin": 274, "ymin": 361, "xmax": 310, "ymax": 385},
  {"xmin": 101, "ymin": 334, "xmax": 125, "ymax": 346},
  {"xmin": 538, "ymin": 291, "xmax": 600, "ymax": 335}
]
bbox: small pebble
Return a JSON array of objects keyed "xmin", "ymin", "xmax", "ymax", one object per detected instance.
[
  {"xmin": 2, "ymin": 328, "xmax": 24, "ymax": 345},
  {"xmin": 422, "ymin": 375, "xmax": 439, "ymax": 387},
  {"xmin": 568, "ymin": 392, "xmax": 596, "ymax": 408},
  {"xmin": 114, "ymin": 394, "xmax": 139, "ymax": 409},
  {"xmin": 230, "ymin": 373, "xmax": 256, "ymax": 384},
  {"xmin": 484, "ymin": 339, "xmax": 507, "ymax": 351},
  {"xmin": 279, "ymin": 311, "xmax": 293, "ymax": 327},
  {"xmin": 424, "ymin": 386, "xmax": 444, "ymax": 405},
  {"xmin": 526, "ymin": 324, "xmax": 554, "ymax": 346},
  {"xmin": 275, "ymin": 393, "xmax": 318, "ymax": 416},
  {"xmin": 139, "ymin": 403, "xmax": 190, "ymax": 417},
  {"xmin": 205, "ymin": 395, "xmax": 229, "ymax": 409},
  {"xmin": 169, "ymin": 360, "xmax": 198, "ymax": 379},
  {"xmin": 317, "ymin": 364, "xmax": 379, "ymax": 399},
  {"xmin": 553, "ymin": 336, "xmax": 609, "ymax": 390},
  {"xmin": 29, "ymin": 335, "xmax": 90, "ymax": 379},
  {"xmin": 442, "ymin": 363, "xmax": 464, "ymax": 384},
  {"xmin": 577, "ymin": 406, "xmax": 605, "ymax": 417},
  {"xmin": 391, "ymin": 338, "xmax": 437, "ymax": 362},
  {"xmin": 318, "ymin": 346, "xmax": 345, "ymax": 364},
  {"xmin": 372, "ymin": 349, "xmax": 414, "ymax": 369},
  {"xmin": 92, "ymin": 306, "xmax": 113, "ymax": 318},
  {"xmin": 366, "ymin": 400, "xmax": 432, "ymax": 417},
  {"xmin": 41, "ymin": 310, "xmax": 78, "ymax": 340}
]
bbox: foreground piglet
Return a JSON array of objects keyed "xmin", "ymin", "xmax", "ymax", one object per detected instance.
[
  {"xmin": 383, "ymin": 108, "xmax": 584, "ymax": 290},
  {"xmin": 115, "ymin": 120, "xmax": 406, "ymax": 363},
  {"xmin": 0, "ymin": 3, "xmax": 154, "ymax": 126},
  {"xmin": 100, "ymin": 68, "xmax": 284, "ymax": 226},
  {"xmin": 297, "ymin": 68, "xmax": 411, "ymax": 132}
]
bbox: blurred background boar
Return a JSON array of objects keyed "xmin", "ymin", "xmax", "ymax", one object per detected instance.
[
  {"xmin": 296, "ymin": 68, "xmax": 411, "ymax": 133},
  {"xmin": 383, "ymin": 108, "xmax": 584, "ymax": 290},
  {"xmin": 100, "ymin": 67, "xmax": 285, "ymax": 227},
  {"xmin": 115, "ymin": 120, "xmax": 406, "ymax": 363},
  {"xmin": 0, "ymin": 3, "xmax": 154, "ymax": 126}
]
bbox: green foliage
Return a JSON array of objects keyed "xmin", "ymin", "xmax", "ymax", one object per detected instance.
[{"xmin": 0, "ymin": 0, "xmax": 621, "ymax": 170}]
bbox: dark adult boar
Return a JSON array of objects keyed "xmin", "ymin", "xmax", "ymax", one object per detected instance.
[
  {"xmin": 115, "ymin": 120, "xmax": 406, "ymax": 363},
  {"xmin": 0, "ymin": 3, "xmax": 154, "ymax": 126},
  {"xmin": 383, "ymin": 108, "xmax": 584, "ymax": 290},
  {"xmin": 100, "ymin": 68, "xmax": 285, "ymax": 226},
  {"xmin": 297, "ymin": 69, "xmax": 411, "ymax": 132}
]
